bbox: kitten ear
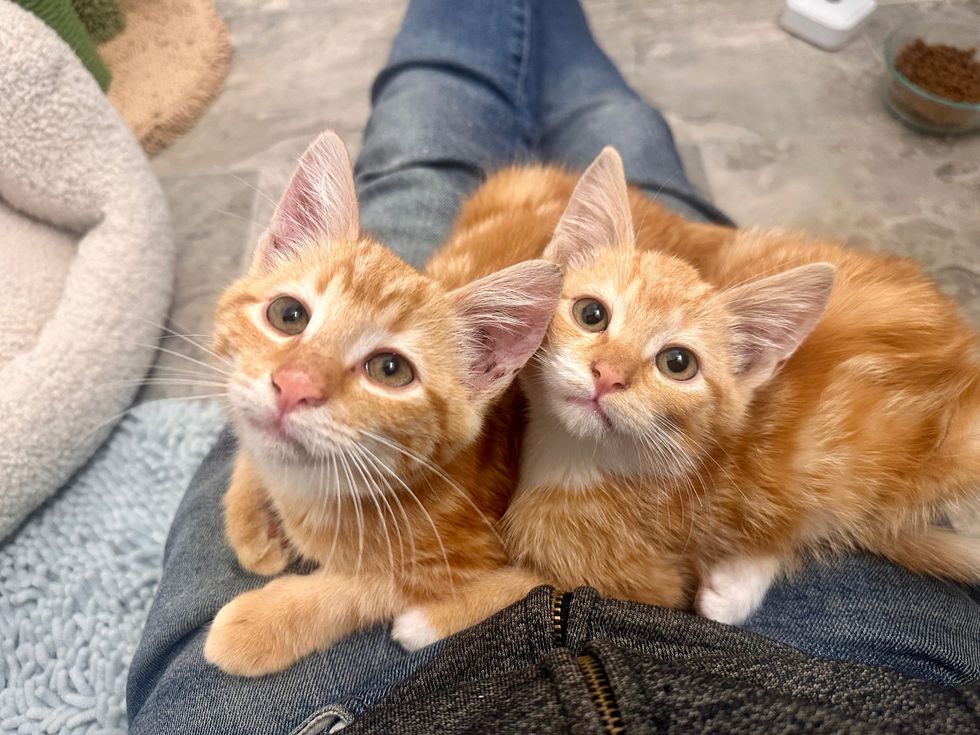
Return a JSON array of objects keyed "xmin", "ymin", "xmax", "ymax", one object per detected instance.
[
  {"xmin": 544, "ymin": 147, "xmax": 635, "ymax": 267},
  {"xmin": 723, "ymin": 263, "xmax": 836, "ymax": 386},
  {"xmin": 253, "ymin": 130, "xmax": 359, "ymax": 269},
  {"xmin": 452, "ymin": 260, "xmax": 563, "ymax": 405}
]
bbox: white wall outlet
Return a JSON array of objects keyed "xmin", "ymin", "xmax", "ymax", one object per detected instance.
[{"xmin": 781, "ymin": 0, "xmax": 878, "ymax": 51}]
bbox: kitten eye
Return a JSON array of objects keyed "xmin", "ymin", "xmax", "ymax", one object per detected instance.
[
  {"xmin": 572, "ymin": 298, "xmax": 609, "ymax": 332},
  {"xmin": 656, "ymin": 347, "xmax": 699, "ymax": 381},
  {"xmin": 365, "ymin": 352, "xmax": 415, "ymax": 388},
  {"xmin": 267, "ymin": 296, "xmax": 310, "ymax": 335}
]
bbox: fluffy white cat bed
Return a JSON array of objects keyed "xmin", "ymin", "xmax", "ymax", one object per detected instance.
[{"xmin": 0, "ymin": 1, "xmax": 174, "ymax": 540}]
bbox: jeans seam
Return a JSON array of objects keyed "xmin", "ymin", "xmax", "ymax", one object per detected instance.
[{"xmin": 510, "ymin": 0, "xmax": 534, "ymax": 150}]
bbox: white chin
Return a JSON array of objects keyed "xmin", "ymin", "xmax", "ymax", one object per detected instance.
[
  {"xmin": 237, "ymin": 420, "xmax": 310, "ymax": 466},
  {"xmin": 551, "ymin": 400, "xmax": 612, "ymax": 440}
]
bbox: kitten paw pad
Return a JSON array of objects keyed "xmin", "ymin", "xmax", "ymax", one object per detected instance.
[{"xmin": 391, "ymin": 608, "xmax": 439, "ymax": 651}]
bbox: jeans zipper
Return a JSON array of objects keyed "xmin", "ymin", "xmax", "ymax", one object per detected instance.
[{"xmin": 550, "ymin": 590, "xmax": 625, "ymax": 734}]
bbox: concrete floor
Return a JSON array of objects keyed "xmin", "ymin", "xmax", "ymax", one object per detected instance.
[{"xmin": 144, "ymin": 0, "xmax": 980, "ymax": 400}]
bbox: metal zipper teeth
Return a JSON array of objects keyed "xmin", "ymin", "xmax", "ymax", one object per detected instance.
[
  {"xmin": 550, "ymin": 588, "xmax": 566, "ymax": 646},
  {"xmin": 577, "ymin": 653, "xmax": 625, "ymax": 735},
  {"xmin": 551, "ymin": 590, "xmax": 624, "ymax": 732}
]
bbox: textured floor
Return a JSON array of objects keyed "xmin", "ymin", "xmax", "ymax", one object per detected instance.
[{"xmin": 145, "ymin": 0, "xmax": 980, "ymax": 400}]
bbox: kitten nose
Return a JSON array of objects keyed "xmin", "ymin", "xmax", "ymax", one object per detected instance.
[
  {"xmin": 592, "ymin": 360, "xmax": 629, "ymax": 397},
  {"xmin": 271, "ymin": 366, "xmax": 325, "ymax": 415}
]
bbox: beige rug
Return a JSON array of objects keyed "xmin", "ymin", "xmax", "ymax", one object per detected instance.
[{"xmin": 100, "ymin": 0, "xmax": 231, "ymax": 156}]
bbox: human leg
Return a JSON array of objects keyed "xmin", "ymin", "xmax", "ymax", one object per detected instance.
[
  {"xmin": 532, "ymin": 0, "xmax": 731, "ymax": 225},
  {"xmin": 355, "ymin": 0, "xmax": 539, "ymax": 266},
  {"xmin": 128, "ymin": 432, "xmax": 437, "ymax": 734},
  {"xmin": 745, "ymin": 554, "xmax": 980, "ymax": 686}
]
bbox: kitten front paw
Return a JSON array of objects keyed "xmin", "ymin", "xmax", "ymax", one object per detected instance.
[
  {"xmin": 695, "ymin": 556, "xmax": 779, "ymax": 626},
  {"xmin": 238, "ymin": 520, "xmax": 294, "ymax": 577},
  {"xmin": 391, "ymin": 608, "xmax": 440, "ymax": 651},
  {"xmin": 204, "ymin": 590, "xmax": 300, "ymax": 676},
  {"xmin": 696, "ymin": 582, "xmax": 750, "ymax": 626},
  {"xmin": 227, "ymin": 502, "xmax": 293, "ymax": 576}
]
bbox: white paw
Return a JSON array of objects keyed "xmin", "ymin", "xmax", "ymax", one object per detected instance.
[
  {"xmin": 391, "ymin": 608, "xmax": 439, "ymax": 651},
  {"xmin": 696, "ymin": 556, "xmax": 780, "ymax": 626}
]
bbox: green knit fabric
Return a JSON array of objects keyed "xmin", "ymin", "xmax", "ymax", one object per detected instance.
[
  {"xmin": 70, "ymin": 0, "xmax": 125, "ymax": 45},
  {"xmin": 15, "ymin": 0, "xmax": 111, "ymax": 90}
]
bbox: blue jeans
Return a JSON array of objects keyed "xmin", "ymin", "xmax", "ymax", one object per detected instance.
[
  {"xmin": 127, "ymin": 1, "xmax": 980, "ymax": 732},
  {"xmin": 355, "ymin": 0, "xmax": 730, "ymax": 269}
]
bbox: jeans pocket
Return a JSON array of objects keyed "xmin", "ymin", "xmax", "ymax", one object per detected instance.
[{"xmin": 290, "ymin": 704, "xmax": 353, "ymax": 735}]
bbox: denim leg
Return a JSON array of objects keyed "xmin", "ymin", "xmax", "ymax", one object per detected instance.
[
  {"xmin": 355, "ymin": 0, "xmax": 538, "ymax": 267},
  {"xmin": 532, "ymin": 0, "xmax": 731, "ymax": 226},
  {"xmin": 745, "ymin": 554, "xmax": 980, "ymax": 687},
  {"xmin": 126, "ymin": 432, "xmax": 444, "ymax": 734}
]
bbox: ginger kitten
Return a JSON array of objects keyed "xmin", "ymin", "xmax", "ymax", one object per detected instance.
[
  {"xmin": 202, "ymin": 131, "xmax": 561, "ymax": 676},
  {"xmin": 393, "ymin": 148, "xmax": 980, "ymax": 649}
]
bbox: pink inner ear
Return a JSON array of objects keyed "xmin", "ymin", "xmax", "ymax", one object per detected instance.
[
  {"xmin": 267, "ymin": 178, "xmax": 327, "ymax": 251},
  {"xmin": 255, "ymin": 131, "xmax": 359, "ymax": 267},
  {"xmin": 724, "ymin": 262, "xmax": 836, "ymax": 381},
  {"xmin": 453, "ymin": 261, "xmax": 563, "ymax": 400},
  {"xmin": 544, "ymin": 146, "xmax": 634, "ymax": 267},
  {"xmin": 467, "ymin": 312, "xmax": 556, "ymax": 394}
]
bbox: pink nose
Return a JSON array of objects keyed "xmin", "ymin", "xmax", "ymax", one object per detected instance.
[
  {"xmin": 592, "ymin": 359, "xmax": 629, "ymax": 398},
  {"xmin": 271, "ymin": 366, "xmax": 325, "ymax": 415}
]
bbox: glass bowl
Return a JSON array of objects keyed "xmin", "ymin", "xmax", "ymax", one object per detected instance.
[{"xmin": 883, "ymin": 16, "xmax": 980, "ymax": 135}]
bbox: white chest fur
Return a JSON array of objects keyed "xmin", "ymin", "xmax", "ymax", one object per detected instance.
[{"xmin": 519, "ymin": 407, "xmax": 651, "ymax": 492}]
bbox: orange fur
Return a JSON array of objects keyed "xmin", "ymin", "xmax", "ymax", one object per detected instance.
[
  {"xmin": 429, "ymin": 163, "xmax": 732, "ymax": 289},
  {"xmin": 203, "ymin": 132, "xmax": 559, "ymax": 675},
  {"xmin": 408, "ymin": 148, "xmax": 980, "ymax": 640}
]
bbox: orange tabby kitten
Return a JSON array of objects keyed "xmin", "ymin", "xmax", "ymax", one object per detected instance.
[
  {"xmin": 202, "ymin": 131, "xmax": 561, "ymax": 676},
  {"xmin": 392, "ymin": 148, "xmax": 980, "ymax": 649}
]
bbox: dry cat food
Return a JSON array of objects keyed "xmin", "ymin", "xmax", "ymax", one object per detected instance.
[
  {"xmin": 894, "ymin": 39, "xmax": 980, "ymax": 103},
  {"xmin": 888, "ymin": 37, "xmax": 980, "ymax": 130}
]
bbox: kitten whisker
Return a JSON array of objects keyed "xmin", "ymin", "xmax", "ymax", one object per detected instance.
[
  {"xmin": 361, "ymin": 446, "xmax": 455, "ymax": 595},
  {"xmin": 348, "ymin": 445, "xmax": 396, "ymax": 581},
  {"xmin": 359, "ymin": 447, "xmax": 420, "ymax": 579},
  {"xmin": 133, "ymin": 342, "xmax": 233, "ymax": 378},
  {"xmin": 337, "ymin": 451, "xmax": 365, "ymax": 577},
  {"xmin": 136, "ymin": 318, "xmax": 234, "ymax": 368},
  {"xmin": 209, "ymin": 207, "xmax": 266, "ymax": 230},
  {"xmin": 663, "ymin": 435, "xmax": 708, "ymax": 555},
  {"xmin": 352, "ymin": 444, "xmax": 413, "ymax": 579},
  {"xmin": 109, "ymin": 379, "xmax": 228, "ymax": 389},
  {"xmin": 695, "ymin": 254, "xmax": 811, "ymax": 315},
  {"xmin": 228, "ymin": 171, "xmax": 279, "ymax": 207},
  {"xmin": 645, "ymin": 172, "xmax": 679, "ymax": 207},
  {"xmin": 311, "ymin": 455, "xmax": 327, "ymax": 541},
  {"xmin": 149, "ymin": 364, "xmax": 229, "ymax": 380},
  {"xmin": 362, "ymin": 430, "xmax": 506, "ymax": 547},
  {"xmin": 700, "ymin": 449, "xmax": 743, "ymax": 504},
  {"xmin": 79, "ymin": 393, "xmax": 228, "ymax": 443},
  {"xmin": 630, "ymin": 422, "xmax": 675, "ymax": 479},
  {"xmin": 325, "ymin": 451, "xmax": 344, "ymax": 570}
]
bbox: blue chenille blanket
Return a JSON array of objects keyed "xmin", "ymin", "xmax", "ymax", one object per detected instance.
[{"xmin": 0, "ymin": 400, "xmax": 225, "ymax": 734}]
